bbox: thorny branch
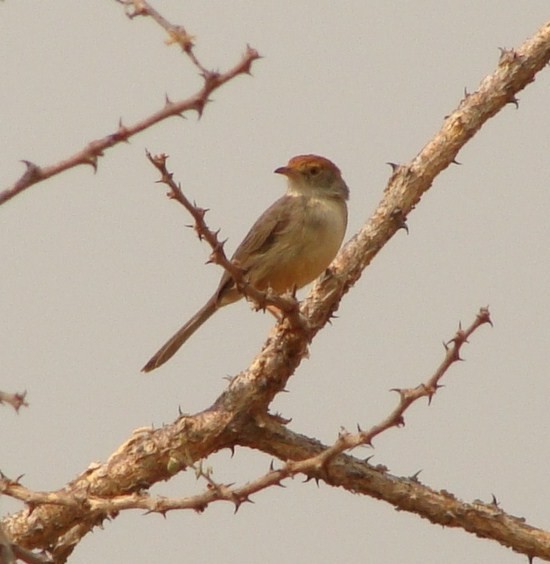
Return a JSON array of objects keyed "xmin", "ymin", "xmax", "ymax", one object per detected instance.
[
  {"xmin": 2, "ymin": 7, "xmax": 550, "ymax": 564},
  {"xmin": 282, "ymin": 308, "xmax": 493, "ymax": 470},
  {"xmin": 2, "ymin": 307, "xmax": 550, "ymax": 559},
  {"xmin": 0, "ymin": 4, "xmax": 260, "ymax": 206},
  {"xmin": 119, "ymin": 0, "xmax": 208, "ymax": 73},
  {"xmin": 145, "ymin": 152, "xmax": 304, "ymax": 324},
  {"xmin": 0, "ymin": 390, "xmax": 28, "ymax": 413},
  {"xmin": 1, "ymin": 308, "xmax": 492, "ymax": 515}
]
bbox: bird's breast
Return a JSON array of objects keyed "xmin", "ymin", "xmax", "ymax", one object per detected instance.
[{"xmin": 253, "ymin": 195, "xmax": 347, "ymax": 293}]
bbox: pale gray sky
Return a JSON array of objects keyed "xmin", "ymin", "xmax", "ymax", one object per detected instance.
[{"xmin": 1, "ymin": 2, "xmax": 550, "ymax": 563}]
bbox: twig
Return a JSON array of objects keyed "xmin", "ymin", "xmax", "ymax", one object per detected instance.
[
  {"xmin": 284, "ymin": 307, "xmax": 493, "ymax": 471},
  {"xmin": 243, "ymin": 420, "xmax": 550, "ymax": 561},
  {"xmin": 0, "ymin": 390, "xmax": 28, "ymax": 412},
  {"xmin": 145, "ymin": 152, "xmax": 303, "ymax": 323},
  {"xmin": 0, "ymin": 7, "xmax": 260, "ymax": 205},
  {"xmin": 2, "ymin": 16, "xmax": 549, "ymax": 562},
  {"xmin": 0, "ymin": 308, "xmax": 491, "ymax": 514},
  {"xmin": 119, "ymin": 0, "xmax": 209, "ymax": 73}
]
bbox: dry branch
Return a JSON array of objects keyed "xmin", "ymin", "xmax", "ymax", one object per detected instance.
[
  {"xmin": 0, "ymin": 4, "xmax": 260, "ymax": 206},
  {"xmin": 145, "ymin": 152, "xmax": 302, "ymax": 321},
  {"xmin": 240, "ymin": 421, "xmax": 550, "ymax": 561},
  {"xmin": 2, "ymin": 10, "xmax": 550, "ymax": 564},
  {"xmin": 0, "ymin": 390, "xmax": 28, "ymax": 413}
]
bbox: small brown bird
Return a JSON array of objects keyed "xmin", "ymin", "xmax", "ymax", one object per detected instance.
[{"xmin": 142, "ymin": 154, "xmax": 349, "ymax": 372}]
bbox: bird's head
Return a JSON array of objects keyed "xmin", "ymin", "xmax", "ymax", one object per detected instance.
[{"xmin": 275, "ymin": 154, "xmax": 349, "ymax": 201}]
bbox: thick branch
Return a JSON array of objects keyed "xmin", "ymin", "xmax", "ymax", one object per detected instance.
[
  {"xmin": 304, "ymin": 21, "xmax": 550, "ymax": 329},
  {"xmin": 2, "ymin": 15, "xmax": 549, "ymax": 564},
  {"xmin": 239, "ymin": 421, "xmax": 550, "ymax": 561},
  {"xmin": 0, "ymin": 307, "xmax": 509, "ymax": 558},
  {"xmin": 1, "ymin": 309, "xmax": 490, "ymax": 521}
]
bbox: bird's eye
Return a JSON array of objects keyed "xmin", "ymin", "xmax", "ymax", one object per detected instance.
[{"xmin": 309, "ymin": 166, "xmax": 320, "ymax": 176}]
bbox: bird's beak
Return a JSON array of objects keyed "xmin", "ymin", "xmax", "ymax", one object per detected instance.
[{"xmin": 274, "ymin": 166, "xmax": 292, "ymax": 176}]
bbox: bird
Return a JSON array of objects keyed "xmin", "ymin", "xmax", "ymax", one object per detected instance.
[{"xmin": 142, "ymin": 154, "xmax": 349, "ymax": 372}]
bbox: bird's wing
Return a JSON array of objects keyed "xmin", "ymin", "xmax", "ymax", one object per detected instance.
[
  {"xmin": 214, "ymin": 195, "xmax": 295, "ymax": 298},
  {"xmin": 233, "ymin": 195, "xmax": 295, "ymax": 262}
]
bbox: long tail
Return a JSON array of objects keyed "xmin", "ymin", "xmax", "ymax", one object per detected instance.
[{"xmin": 142, "ymin": 298, "xmax": 218, "ymax": 372}]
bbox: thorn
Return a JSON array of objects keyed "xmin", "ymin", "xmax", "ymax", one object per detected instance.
[
  {"xmin": 202, "ymin": 70, "xmax": 221, "ymax": 84},
  {"xmin": 19, "ymin": 160, "xmax": 42, "ymax": 183},
  {"xmin": 233, "ymin": 496, "xmax": 253, "ymax": 514},
  {"xmin": 113, "ymin": 118, "xmax": 131, "ymax": 144},
  {"xmin": 409, "ymin": 469, "xmax": 422, "ymax": 482},
  {"xmin": 478, "ymin": 306, "xmax": 493, "ymax": 326},
  {"xmin": 83, "ymin": 153, "xmax": 100, "ymax": 173},
  {"xmin": 491, "ymin": 494, "xmax": 499, "ymax": 507},
  {"xmin": 195, "ymin": 206, "xmax": 209, "ymax": 219},
  {"xmin": 426, "ymin": 383, "xmax": 443, "ymax": 405},
  {"xmin": 445, "ymin": 338, "xmax": 458, "ymax": 350},
  {"xmin": 242, "ymin": 61, "xmax": 254, "ymax": 75},
  {"xmin": 361, "ymin": 437, "xmax": 374, "ymax": 448},
  {"xmin": 498, "ymin": 47, "xmax": 520, "ymax": 65},
  {"xmin": 271, "ymin": 413, "xmax": 292, "ymax": 425},
  {"xmin": 391, "ymin": 207, "xmax": 409, "ymax": 234},
  {"xmin": 245, "ymin": 45, "xmax": 261, "ymax": 60},
  {"xmin": 386, "ymin": 161, "xmax": 401, "ymax": 172},
  {"xmin": 338, "ymin": 426, "xmax": 349, "ymax": 439},
  {"xmin": 451, "ymin": 159, "xmax": 462, "ymax": 165},
  {"xmin": 193, "ymin": 98, "xmax": 207, "ymax": 118}
]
